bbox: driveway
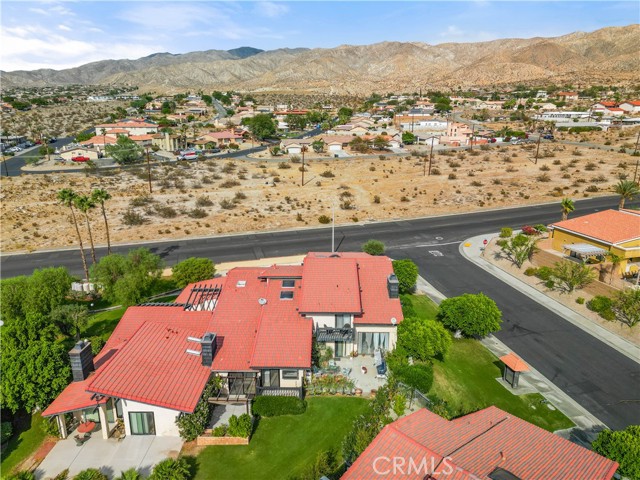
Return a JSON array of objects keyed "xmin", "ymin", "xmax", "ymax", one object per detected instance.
[{"xmin": 35, "ymin": 435, "xmax": 182, "ymax": 479}]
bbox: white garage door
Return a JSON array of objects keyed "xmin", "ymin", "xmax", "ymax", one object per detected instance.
[{"xmin": 328, "ymin": 144, "xmax": 342, "ymax": 151}]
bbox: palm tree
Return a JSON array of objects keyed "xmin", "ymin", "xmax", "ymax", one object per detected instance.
[
  {"xmin": 614, "ymin": 180, "xmax": 640, "ymax": 209},
  {"xmin": 607, "ymin": 253, "xmax": 623, "ymax": 285},
  {"xmin": 74, "ymin": 194, "xmax": 97, "ymax": 264},
  {"xmin": 100, "ymin": 128, "xmax": 107, "ymax": 156},
  {"xmin": 560, "ymin": 198, "xmax": 575, "ymax": 221},
  {"xmin": 92, "ymin": 188, "xmax": 112, "ymax": 254},
  {"xmin": 57, "ymin": 188, "xmax": 90, "ymax": 281}
]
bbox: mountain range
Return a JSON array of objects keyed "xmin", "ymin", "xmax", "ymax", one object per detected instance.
[{"xmin": 2, "ymin": 25, "xmax": 638, "ymax": 94}]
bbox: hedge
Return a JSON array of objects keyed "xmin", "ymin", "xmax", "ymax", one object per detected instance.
[{"xmin": 252, "ymin": 395, "xmax": 307, "ymax": 417}]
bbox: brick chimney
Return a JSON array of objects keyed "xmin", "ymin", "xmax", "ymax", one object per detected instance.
[
  {"xmin": 387, "ymin": 274, "xmax": 399, "ymax": 299},
  {"xmin": 69, "ymin": 340, "xmax": 94, "ymax": 382},
  {"xmin": 201, "ymin": 332, "xmax": 217, "ymax": 367}
]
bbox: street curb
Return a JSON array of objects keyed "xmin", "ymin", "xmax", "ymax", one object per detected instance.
[
  {"xmin": 459, "ymin": 234, "xmax": 640, "ymax": 365},
  {"xmin": 415, "ymin": 275, "xmax": 609, "ymax": 431}
]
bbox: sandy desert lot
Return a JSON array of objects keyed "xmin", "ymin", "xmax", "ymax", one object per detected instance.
[{"xmin": 0, "ymin": 142, "xmax": 635, "ymax": 253}]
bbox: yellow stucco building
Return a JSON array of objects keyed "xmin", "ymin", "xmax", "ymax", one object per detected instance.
[{"xmin": 549, "ymin": 209, "xmax": 640, "ymax": 277}]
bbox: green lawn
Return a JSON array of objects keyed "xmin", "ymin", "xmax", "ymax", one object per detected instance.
[
  {"xmin": 1, "ymin": 413, "xmax": 48, "ymax": 474},
  {"xmin": 193, "ymin": 397, "xmax": 368, "ymax": 479},
  {"xmin": 403, "ymin": 295, "xmax": 574, "ymax": 432}
]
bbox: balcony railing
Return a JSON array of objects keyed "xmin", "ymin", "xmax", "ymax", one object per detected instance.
[
  {"xmin": 316, "ymin": 326, "xmax": 354, "ymax": 342},
  {"xmin": 256, "ymin": 386, "xmax": 304, "ymax": 399}
]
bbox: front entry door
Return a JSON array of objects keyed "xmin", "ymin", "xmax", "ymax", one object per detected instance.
[{"xmin": 335, "ymin": 341, "xmax": 345, "ymax": 358}]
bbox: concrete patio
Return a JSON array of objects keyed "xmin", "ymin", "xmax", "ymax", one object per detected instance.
[
  {"xmin": 209, "ymin": 403, "xmax": 249, "ymax": 429},
  {"xmin": 34, "ymin": 434, "xmax": 182, "ymax": 479},
  {"xmin": 336, "ymin": 355, "xmax": 388, "ymax": 395}
]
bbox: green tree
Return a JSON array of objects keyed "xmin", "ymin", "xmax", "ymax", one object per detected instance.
[
  {"xmin": 397, "ymin": 316, "xmax": 452, "ymax": 361},
  {"xmin": 337, "ymin": 107, "xmax": 353, "ymax": 124},
  {"xmin": 51, "ymin": 304, "xmax": 89, "ymax": 340},
  {"xmin": 592, "ymin": 425, "xmax": 640, "ymax": 479},
  {"xmin": 401, "ymin": 131, "xmax": 416, "ymax": 145},
  {"xmin": 92, "ymin": 188, "xmax": 112, "ymax": 254},
  {"xmin": 0, "ymin": 276, "xmax": 29, "ymax": 322},
  {"xmin": 285, "ymin": 114, "xmax": 308, "ymax": 131},
  {"xmin": 23, "ymin": 267, "xmax": 74, "ymax": 318},
  {"xmin": 175, "ymin": 376, "xmax": 221, "ymax": 441},
  {"xmin": 75, "ymin": 131, "xmax": 93, "ymax": 142},
  {"xmin": 361, "ymin": 239, "xmax": 385, "ymax": 256},
  {"xmin": 614, "ymin": 180, "xmax": 640, "ymax": 209},
  {"xmin": 172, "ymin": 257, "xmax": 216, "ymax": 288},
  {"xmin": 607, "ymin": 253, "xmax": 623, "ymax": 284},
  {"xmin": 311, "ymin": 140, "xmax": 325, "ymax": 153},
  {"xmin": 349, "ymin": 136, "xmax": 369, "ymax": 153},
  {"xmin": 392, "ymin": 259, "xmax": 419, "ymax": 294},
  {"xmin": 612, "ymin": 288, "xmax": 640, "ymax": 327},
  {"xmin": 437, "ymin": 293, "xmax": 502, "ymax": 337},
  {"xmin": 248, "ymin": 113, "xmax": 276, "ymax": 140},
  {"xmin": 500, "ymin": 233, "xmax": 538, "ymax": 268},
  {"xmin": 105, "ymin": 135, "xmax": 143, "ymax": 164},
  {"xmin": 149, "ymin": 458, "xmax": 190, "ymax": 480},
  {"xmin": 372, "ymin": 135, "xmax": 390, "ymax": 150},
  {"xmin": 161, "ymin": 101, "xmax": 176, "ymax": 115},
  {"xmin": 58, "ymin": 188, "xmax": 90, "ymax": 280},
  {"xmin": 560, "ymin": 197, "xmax": 575, "ymax": 221},
  {"xmin": 74, "ymin": 194, "xmax": 98, "ymax": 264},
  {"xmin": 550, "ymin": 261, "xmax": 596, "ymax": 293},
  {"xmin": 290, "ymin": 449, "xmax": 340, "ymax": 480}
]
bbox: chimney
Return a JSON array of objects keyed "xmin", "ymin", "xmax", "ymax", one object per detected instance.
[
  {"xmin": 69, "ymin": 340, "xmax": 94, "ymax": 382},
  {"xmin": 387, "ymin": 274, "xmax": 399, "ymax": 299},
  {"xmin": 201, "ymin": 332, "xmax": 217, "ymax": 367}
]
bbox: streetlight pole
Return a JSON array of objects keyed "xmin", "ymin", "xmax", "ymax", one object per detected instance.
[
  {"xmin": 425, "ymin": 137, "xmax": 434, "ymax": 176},
  {"xmin": 534, "ymin": 134, "xmax": 542, "ymax": 165},
  {"xmin": 301, "ymin": 145, "xmax": 307, "ymax": 186}
]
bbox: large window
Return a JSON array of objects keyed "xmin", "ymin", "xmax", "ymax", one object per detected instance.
[
  {"xmin": 335, "ymin": 314, "xmax": 350, "ymax": 328},
  {"xmin": 282, "ymin": 369, "xmax": 298, "ymax": 379},
  {"xmin": 129, "ymin": 412, "xmax": 156, "ymax": 435},
  {"xmin": 262, "ymin": 369, "xmax": 280, "ymax": 388},
  {"xmin": 357, "ymin": 332, "xmax": 389, "ymax": 355}
]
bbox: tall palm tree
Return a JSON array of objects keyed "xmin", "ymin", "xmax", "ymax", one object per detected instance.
[
  {"xmin": 92, "ymin": 188, "xmax": 112, "ymax": 254},
  {"xmin": 614, "ymin": 180, "xmax": 640, "ymax": 209},
  {"xmin": 100, "ymin": 128, "xmax": 107, "ymax": 156},
  {"xmin": 560, "ymin": 198, "xmax": 575, "ymax": 221},
  {"xmin": 607, "ymin": 253, "xmax": 623, "ymax": 285},
  {"xmin": 74, "ymin": 194, "xmax": 97, "ymax": 264},
  {"xmin": 57, "ymin": 188, "xmax": 89, "ymax": 281}
]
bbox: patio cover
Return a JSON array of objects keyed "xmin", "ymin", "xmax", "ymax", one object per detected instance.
[
  {"xmin": 563, "ymin": 243, "xmax": 608, "ymax": 257},
  {"xmin": 42, "ymin": 379, "xmax": 107, "ymax": 417},
  {"xmin": 500, "ymin": 353, "xmax": 529, "ymax": 372}
]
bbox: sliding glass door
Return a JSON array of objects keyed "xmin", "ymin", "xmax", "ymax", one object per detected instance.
[
  {"xmin": 357, "ymin": 332, "xmax": 389, "ymax": 355},
  {"xmin": 129, "ymin": 412, "xmax": 156, "ymax": 435}
]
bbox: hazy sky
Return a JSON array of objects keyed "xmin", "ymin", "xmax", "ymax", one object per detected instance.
[{"xmin": 1, "ymin": 1, "xmax": 637, "ymax": 71}]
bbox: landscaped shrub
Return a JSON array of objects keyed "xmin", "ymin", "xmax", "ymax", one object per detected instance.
[
  {"xmin": 175, "ymin": 377, "xmax": 221, "ymax": 441},
  {"xmin": 535, "ymin": 266, "xmax": 554, "ymax": 281},
  {"xmin": 521, "ymin": 225, "xmax": 540, "ymax": 236},
  {"xmin": 393, "ymin": 362, "xmax": 434, "ymax": 394},
  {"xmin": 5, "ymin": 472, "xmax": 36, "ymax": 480},
  {"xmin": 90, "ymin": 336, "xmax": 105, "ymax": 355},
  {"xmin": 576, "ymin": 297, "xmax": 585, "ymax": 305},
  {"xmin": 1, "ymin": 421, "xmax": 13, "ymax": 443},
  {"xmin": 289, "ymin": 449, "xmax": 340, "ymax": 480},
  {"xmin": 437, "ymin": 293, "xmax": 502, "ymax": 337},
  {"xmin": 361, "ymin": 239, "xmax": 385, "ymax": 256},
  {"xmin": 227, "ymin": 413, "xmax": 253, "ymax": 437},
  {"xmin": 172, "ymin": 257, "xmax": 216, "ymax": 288},
  {"xmin": 499, "ymin": 227, "xmax": 513, "ymax": 238},
  {"xmin": 252, "ymin": 396, "xmax": 307, "ymax": 417},
  {"xmin": 392, "ymin": 259, "xmax": 419, "ymax": 294},
  {"xmin": 587, "ymin": 295, "xmax": 616, "ymax": 321},
  {"xmin": 534, "ymin": 224, "xmax": 548, "ymax": 233},
  {"xmin": 524, "ymin": 267, "xmax": 538, "ymax": 276},
  {"xmin": 393, "ymin": 393, "xmax": 407, "ymax": 417},
  {"xmin": 400, "ymin": 294, "xmax": 416, "ymax": 318},
  {"xmin": 592, "ymin": 425, "xmax": 640, "ymax": 480},
  {"xmin": 73, "ymin": 469, "xmax": 108, "ymax": 480},
  {"xmin": 149, "ymin": 458, "xmax": 190, "ymax": 480},
  {"xmin": 544, "ymin": 279, "xmax": 555, "ymax": 289},
  {"xmin": 212, "ymin": 424, "xmax": 227, "ymax": 437}
]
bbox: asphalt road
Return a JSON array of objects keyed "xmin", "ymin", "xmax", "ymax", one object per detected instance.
[{"xmin": 2, "ymin": 196, "xmax": 639, "ymax": 429}]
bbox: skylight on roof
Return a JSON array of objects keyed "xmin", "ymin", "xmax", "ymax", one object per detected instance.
[
  {"xmin": 282, "ymin": 279, "xmax": 295, "ymax": 288},
  {"xmin": 236, "ymin": 280, "xmax": 247, "ymax": 288}
]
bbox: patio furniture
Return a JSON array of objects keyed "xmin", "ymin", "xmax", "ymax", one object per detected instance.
[
  {"xmin": 341, "ymin": 367, "xmax": 352, "ymax": 376},
  {"xmin": 74, "ymin": 434, "xmax": 88, "ymax": 447},
  {"xmin": 361, "ymin": 366, "xmax": 368, "ymax": 375},
  {"xmin": 78, "ymin": 421, "xmax": 95, "ymax": 434}
]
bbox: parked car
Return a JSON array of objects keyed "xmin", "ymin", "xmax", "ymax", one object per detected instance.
[
  {"xmin": 177, "ymin": 152, "xmax": 198, "ymax": 161},
  {"xmin": 71, "ymin": 155, "xmax": 90, "ymax": 162},
  {"xmin": 48, "ymin": 137, "xmax": 57, "ymax": 143},
  {"xmin": 543, "ymin": 134, "xmax": 555, "ymax": 140}
]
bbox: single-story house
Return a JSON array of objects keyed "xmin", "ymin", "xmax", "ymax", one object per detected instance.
[
  {"xmin": 199, "ymin": 130, "xmax": 244, "ymax": 146},
  {"xmin": 591, "ymin": 101, "xmax": 618, "ymax": 113},
  {"xmin": 319, "ymin": 135, "xmax": 355, "ymax": 152},
  {"xmin": 79, "ymin": 135, "xmax": 118, "ymax": 153},
  {"xmin": 42, "ymin": 253, "xmax": 403, "ymax": 439},
  {"xmin": 152, "ymin": 132, "xmax": 181, "ymax": 152},
  {"xmin": 557, "ymin": 91, "xmax": 579, "ymax": 102},
  {"xmin": 95, "ymin": 121, "xmax": 158, "ymax": 136},
  {"xmin": 59, "ymin": 146, "xmax": 99, "ymax": 161},
  {"xmin": 342, "ymin": 406, "xmax": 618, "ymax": 479},
  {"xmin": 549, "ymin": 209, "xmax": 640, "ymax": 275},
  {"xmin": 619, "ymin": 101, "xmax": 640, "ymax": 114},
  {"xmin": 280, "ymin": 139, "xmax": 313, "ymax": 154}
]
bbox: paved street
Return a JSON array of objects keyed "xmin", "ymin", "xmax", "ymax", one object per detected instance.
[{"xmin": 2, "ymin": 196, "xmax": 639, "ymax": 429}]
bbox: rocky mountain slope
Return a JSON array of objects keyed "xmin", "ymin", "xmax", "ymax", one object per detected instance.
[{"xmin": 2, "ymin": 25, "xmax": 638, "ymax": 93}]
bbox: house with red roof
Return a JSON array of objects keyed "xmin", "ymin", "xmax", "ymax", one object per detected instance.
[
  {"xmin": 556, "ymin": 91, "xmax": 579, "ymax": 102},
  {"xmin": 94, "ymin": 120, "xmax": 158, "ymax": 136},
  {"xmin": 342, "ymin": 407, "xmax": 618, "ymax": 479},
  {"xmin": 42, "ymin": 253, "xmax": 403, "ymax": 439},
  {"xmin": 549, "ymin": 209, "xmax": 640, "ymax": 276},
  {"xmin": 619, "ymin": 100, "xmax": 640, "ymax": 114}
]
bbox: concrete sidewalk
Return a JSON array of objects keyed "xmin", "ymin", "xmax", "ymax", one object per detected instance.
[
  {"xmin": 459, "ymin": 234, "xmax": 640, "ymax": 364},
  {"xmin": 415, "ymin": 275, "xmax": 610, "ymax": 440}
]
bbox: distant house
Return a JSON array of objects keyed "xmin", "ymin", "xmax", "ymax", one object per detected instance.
[
  {"xmin": 619, "ymin": 100, "xmax": 640, "ymax": 114},
  {"xmin": 200, "ymin": 130, "xmax": 244, "ymax": 146},
  {"xmin": 280, "ymin": 139, "xmax": 313, "ymax": 154},
  {"xmin": 79, "ymin": 135, "xmax": 118, "ymax": 153},
  {"xmin": 59, "ymin": 146, "xmax": 99, "ymax": 161},
  {"xmin": 591, "ymin": 101, "xmax": 618, "ymax": 113},
  {"xmin": 557, "ymin": 91, "xmax": 579, "ymax": 102},
  {"xmin": 152, "ymin": 132, "xmax": 181, "ymax": 152},
  {"xmin": 549, "ymin": 209, "xmax": 640, "ymax": 276},
  {"xmin": 604, "ymin": 107, "xmax": 625, "ymax": 117},
  {"xmin": 319, "ymin": 135, "xmax": 354, "ymax": 152},
  {"xmin": 342, "ymin": 407, "xmax": 618, "ymax": 479},
  {"xmin": 94, "ymin": 120, "xmax": 158, "ymax": 136}
]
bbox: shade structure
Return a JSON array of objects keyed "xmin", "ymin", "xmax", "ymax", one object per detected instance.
[
  {"xmin": 500, "ymin": 353, "xmax": 529, "ymax": 372},
  {"xmin": 563, "ymin": 243, "xmax": 608, "ymax": 257}
]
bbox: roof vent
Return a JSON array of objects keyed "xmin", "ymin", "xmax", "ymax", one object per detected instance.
[
  {"xmin": 186, "ymin": 349, "xmax": 201, "ymax": 356},
  {"xmin": 391, "ymin": 317, "xmax": 397, "ymax": 325},
  {"xmin": 258, "ymin": 298, "xmax": 267, "ymax": 305},
  {"xmin": 236, "ymin": 280, "xmax": 247, "ymax": 288}
]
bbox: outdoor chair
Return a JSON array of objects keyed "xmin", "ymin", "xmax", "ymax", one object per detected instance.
[{"xmin": 74, "ymin": 435, "xmax": 88, "ymax": 446}]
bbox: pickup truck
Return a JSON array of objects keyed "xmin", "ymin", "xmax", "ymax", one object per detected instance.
[
  {"xmin": 71, "ymin": 155, "xmax": 90, "ymax": 162},
  {"xmin": 177, "ymin": 152, "xmax": 199, "ymax": 161}
]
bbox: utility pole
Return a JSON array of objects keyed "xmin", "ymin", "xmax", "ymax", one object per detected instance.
[
  {"xmin": 331, "ymin": 202, "xmax": 335, "ymax": 253},
  {"xmin": 2, "ymin": 154, "xmax": 8, "ymax": 177},
  {"xmin": 145, "ymin": 145, "xmax": 152, "ymax": 194},
  {"xmin": 301, "ymin": 145, "xmax": 307, "ymax": 186},
  {"xmin": 425, "ymin": 137, "xmax": 435, "ymax": 176},
  {"xmin": 534, "ymin": 134, "xmax": 542, "ymax": 165},
  {"xmin": 469, "ymin": 123, "xmax": 475, "ymax": 151}
]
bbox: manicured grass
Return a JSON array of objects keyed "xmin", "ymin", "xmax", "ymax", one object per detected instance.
[
  {"xmin": 193, "ymin": 396, "xmax": 368, "ymax": 480},
  {"xmin": 403, "ymin": 295, "xmax": 574, "ymax": 432},
  {"xmin": 1, "ymin": 413, "xmax": 48, "ymax": 474}
]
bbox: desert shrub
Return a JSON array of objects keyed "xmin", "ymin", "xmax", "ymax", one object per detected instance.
[
  {"xmin": 318, "ymin": 215, "xmax": 331, "ymax": 224},
  {"xmin": 129, "ymin": 195, "xmax": 153, "ymax": 207},
  {"xmin": 535, "ymin": 266, "xmax": 554, "ymax": 281},
  {"xmin": 220, "ymin": 179, "xmax": 241, "ymax": 188},
  {"xmin": 155, "ymin": 205, "xmax": 178, "ymax": 218},
  {"xmin": 373, "ymin": 195, "xmax": 380, "ymax": 204},
  {"xmin": 448, "ymin": 173, "xmax": 457, "ymax": 180},
  {"xmin": 536, "ymin": 173, "xmax": 551, "ymax": 182},
  {"xmin": 585, "ymin": 162, "xmax": 597, "ymax": 171},
  {"xmin": 219, "ymin": 199, "xmax": 235, "ymax": 210},
  {"xmin": 277, "ymin": 162, "xmax": 291, "ymax": 169},
  {"xmin": 587, "ymin": 295, "xmax": 615, "ymax": 320},
  {"xmin": 227, "ymin": 414, "xmax": 252, "ymax": 437},
  {"xmin": 196, "ymin": 196, "xmax": 214, "ymax": 207},
  {"xmin": 320, "ymin": 170, "xmax": 335, "ymax": 178},
  {"xmin": 576, "ymin": 297, "xmax": 585, "ymax": 305},
  {"xmin": 585, "ymin": 185, "xmax": 599, "ymax": 192},
  {"xmin": 221, "ymin": 162, "xmax": 236, "ymax": 173},
  {"xmin": 499, "ymin": 227, "xmax": 512, "ymax": 238},
  {"xmin": 188, "ymin": 208, "xmax": 207, "ymax": 219},
  {"xmin": 539, "ymin": 164, "xmax": 550, "ymax": 171},
  {"xmin": 234, "ymin": 191, "xmax": 247, "ymax": 202},
  {"xmin": 524, "ymin": 267, "xmax": 538, "ymax": 276},
  {"xmin": 252, "ymin": 396, "xmax": 307, "ymax": 417},
  {"xmin": 122, "ymin": 209, "xmax": 145, "ymax": 226},
  {"xmin": 430, "ymin": 168, "xmax": 441, "ymax": 175}
]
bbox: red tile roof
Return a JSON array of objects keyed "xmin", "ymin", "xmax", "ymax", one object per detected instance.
[
  {"xmin": 550, "ymin": 209, "xmax": 640, "ymax": 244},
  {"xmin": 258, "ymin": 265, "xmax": 303, "ymax": 278},
  {"xmin": 299, "ymin": 256, "xmax": 363, "ymax": 313},
  {"xmin": 500, "ymin": 353, "xmax": 529, "ymax": 372},
  {"xmin": 96, "ymin": 122, "xmax": 158, "ymax": 129},
  {"xmin": 42, "ymin": 378, "xmax": 108, "ymax": 417},
  {"xmin": 624, "ymin": 100, "xmax": 640, "ymax": 106},
  {"xmin": 80, "ymin": 135, "xmax": 117, "ymax": 146},
  {"xmin": 598, "ymin": 101, "xmax": 618, "ymax": 107},
  {"xmin": 354, "ymin": 256, "xmax": 403, "ymax": 325},
  {"xmin": 88, "ymin": 322, "xmax": 212, "ymax": 412},
  {"xmin": 343, "ymin": 407, "xmax": 618, "ymax": 480}
]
